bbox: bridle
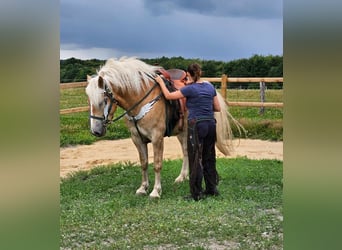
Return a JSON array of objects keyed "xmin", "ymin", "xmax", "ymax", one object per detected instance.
[
  {"xmin": 89, "ymin": 84, "xmax": 119, "ymax": 126},
  {"xmin": 89, "ymin": 74, "xmax": 160, "ymax": 127}
]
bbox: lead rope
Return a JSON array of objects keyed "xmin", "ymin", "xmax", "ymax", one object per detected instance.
[{"xmin": 106, "ymin": 79, "xmax": 159, "ymax": 125}]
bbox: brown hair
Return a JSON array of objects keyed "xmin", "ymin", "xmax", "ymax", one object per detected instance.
[{"xmin": 187, "ymin": 63, "xmax": 202, "ymax": 83}]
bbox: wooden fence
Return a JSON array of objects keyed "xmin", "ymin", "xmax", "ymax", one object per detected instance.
[{"xmin": 60, "ymin": 75, "xmax": 283, "ymax": 114}]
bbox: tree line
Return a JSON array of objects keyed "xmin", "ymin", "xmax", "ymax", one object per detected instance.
[{"xmin": 60, "ymin": 54, "xmax": 283, "ymax": 89}]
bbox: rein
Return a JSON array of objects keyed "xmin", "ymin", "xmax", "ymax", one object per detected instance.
[{"xmin": 90, "ymin": 73, "xmax": 160, "ymax": 126}]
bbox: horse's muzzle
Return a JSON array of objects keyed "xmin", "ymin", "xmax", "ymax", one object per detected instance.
[{"xmin": 91, "ymin": 126, "xmax": 106, "ymax": 137}]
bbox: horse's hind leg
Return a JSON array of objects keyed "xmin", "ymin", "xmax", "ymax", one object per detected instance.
[
  {"xmin": 175, "ymin": 132, "xmax": 189, "ymax": 183},
  {"xmin": 134, "ymin": 142, "xmax": 149, "ymax": 195}
]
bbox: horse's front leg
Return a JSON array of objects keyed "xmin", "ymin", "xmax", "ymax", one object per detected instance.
[
  {"xmin": 149, "ymin": 137, "xmax": 164, "ymax": 198},
  {"xmin": 134, "ymin": 142, "xmax": 149, "ymax": 195},
  {"xmin": 175, "ymin": 132, "xmax": 189, "ymax": 183}
]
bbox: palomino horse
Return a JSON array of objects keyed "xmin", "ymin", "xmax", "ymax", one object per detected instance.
[{"xmin": 86, "ymin": 57, "xmax": 236, "ymax": 198}]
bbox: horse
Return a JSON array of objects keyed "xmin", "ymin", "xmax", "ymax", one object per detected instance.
[{"xmin": 85, "ymin": 57, "xmax": 237, "ymax": 198}]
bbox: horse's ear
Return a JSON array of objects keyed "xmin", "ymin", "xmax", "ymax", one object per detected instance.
[
  {"xmin": 87, "ymin": 75, "xmax": 92, "ymax": 81},
  {"xmin": 98, "ymin": 76, "xmax": 104, "ymax": 89}
]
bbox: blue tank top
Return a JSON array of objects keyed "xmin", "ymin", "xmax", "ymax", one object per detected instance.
[{"xmin": 180, "ymin": 82, "xmax": 216, "ymax": 120}]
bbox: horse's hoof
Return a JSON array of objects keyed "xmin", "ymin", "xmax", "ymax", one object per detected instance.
[
  {"xmin": 149, "ymin": 189, "xmax": 161, "ymax": 198},
  {"xmin": 174, "ymin": 175, "xmax": 187, "ymax": 183},
  {"xmin": 136, "ymin": 186, "xmax": 148, "ymax": 195}
]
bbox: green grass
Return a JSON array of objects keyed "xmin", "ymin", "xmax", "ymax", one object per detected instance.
[
  {"xmin": 60, "ymin": 158, "xmax": 283, "ymax": 249},
  {"xmin": 60, "ymin": 87, "xmax": 283, "ymax": 146},
  {"xmin": 230, "ymin": 108, "xmax": 283, "ymax": 141},
  {"xmin": 60, "ymin": 110, "xmax": 131, "ymax": 146},
  {"xmin": 60, "ymin": 87, "xmax": 88, "ymax": 110},
  {"xmin": 226, "ymin": 89, "xmax": 283, "ymax": 140},
  {"xmin": 227, "ymin": 89, "xmax": 283, "ymax": 103}
]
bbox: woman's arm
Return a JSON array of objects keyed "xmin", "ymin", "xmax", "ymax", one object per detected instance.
[
  {"xmin": 154, "ymin": 75, "xmax": 184, "ymax": 100},
  {"xmin": 213, "ymin": 95, "xmax": 221, "ymax": 112}
]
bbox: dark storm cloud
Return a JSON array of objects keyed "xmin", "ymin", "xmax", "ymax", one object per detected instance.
[
  {"xmin": 143, "ymin": 0, "xmax": 282, "ymax": 19},
  {"xmin": 60, "ymin": 0, "xmax": 283, "ymax": 61}
]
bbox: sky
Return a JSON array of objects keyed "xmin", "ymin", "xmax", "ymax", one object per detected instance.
[{"xmin": 60, "ymin": 0, "xmax": 283, "ymax": 62}]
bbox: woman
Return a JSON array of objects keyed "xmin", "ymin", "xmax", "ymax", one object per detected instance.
[{"xmin": 155, "ymin": 63, "xmax": 221, "ymax": 201}]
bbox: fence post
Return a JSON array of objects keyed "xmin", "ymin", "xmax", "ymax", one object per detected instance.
[
  {"xmin": 259, "ymin": 81, "xmax": 266, "ymax": 114},
  {"xmin": 221, "ymin": 74, "xmax": 227, "ymax": 99}
]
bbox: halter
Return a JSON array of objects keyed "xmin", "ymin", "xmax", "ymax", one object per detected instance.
[
  {"xmin": 89, "ymin": 84, "xmax": 119, "ymax": 126},
  {"xmin": 89, "ymin": 74, "xmax": 160, "ymax": 126}
]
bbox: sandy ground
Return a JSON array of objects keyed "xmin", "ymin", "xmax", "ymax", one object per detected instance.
[{"xmin": 60, "ymin": 137, "xmax": 283, "ymax": 178}]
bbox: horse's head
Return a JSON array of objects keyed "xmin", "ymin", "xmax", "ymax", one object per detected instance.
[{"xmin": 85, "ymin": 75, "xmax": 118, "ymax": 137}]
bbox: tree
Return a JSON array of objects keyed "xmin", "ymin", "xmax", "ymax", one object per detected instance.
[{"xmin": 60, "ymin": 55, "xmax": 283, "ymax": 89}]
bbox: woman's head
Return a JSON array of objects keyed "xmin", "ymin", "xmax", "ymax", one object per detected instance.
[{"xmin": 187, "ymin": 63, "xmax": 202, "ymax": 83}]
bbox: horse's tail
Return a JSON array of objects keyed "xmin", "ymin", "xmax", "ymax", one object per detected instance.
[{"xmin": 214, "ymin": 91, "xmax": 246, "ymax": 156}]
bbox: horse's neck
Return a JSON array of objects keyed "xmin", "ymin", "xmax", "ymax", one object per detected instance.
[{"xmin": 114, "ymin": 84, "xmax": 160, "ymax": 116}]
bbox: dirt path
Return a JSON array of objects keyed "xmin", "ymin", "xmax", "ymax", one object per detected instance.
[{"xmin": 60, "ymin": 138, "xmax": 283, "ymax": 178}]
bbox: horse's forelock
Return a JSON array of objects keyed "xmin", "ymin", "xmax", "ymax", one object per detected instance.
[{"xmin": 86, "ymin": 76, "xmax": 104, "ymax": 106}]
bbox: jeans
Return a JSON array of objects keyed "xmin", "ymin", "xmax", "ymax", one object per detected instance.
[{"xmin": 187, "ymin": 119, "xmax": 219, "ymax": 198}]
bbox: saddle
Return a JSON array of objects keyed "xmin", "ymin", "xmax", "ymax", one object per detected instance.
[{"xmin": 156, "ymin": 68, "xmax": 187, "ymax": 135}]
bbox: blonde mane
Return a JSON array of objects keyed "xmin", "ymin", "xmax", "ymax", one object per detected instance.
[{"xmin": 98, "ymin": 57, "xmax": 161, "ymax": 94}]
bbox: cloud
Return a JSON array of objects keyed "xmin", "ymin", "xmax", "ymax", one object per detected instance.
[
  {"xmin": 143, "ymin": 0, "xmax": 282, "ymax": 19},
  {"xmin": 60, "ymin": 0, "xmax": 283, "ymax": 61}
]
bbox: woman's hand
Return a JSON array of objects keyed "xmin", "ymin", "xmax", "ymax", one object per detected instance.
[
  {"xmin": 154, "ymin": 74, "xmax": 184, "ymax": 100},
  {"xmin": 154, "ymin": 75, "xmax": 164, "ymax": 85}
]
